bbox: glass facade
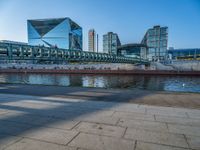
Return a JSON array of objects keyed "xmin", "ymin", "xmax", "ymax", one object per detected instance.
[
  {"xmin": 103, "ymin": 32, "xmax": 121, "ymax": 55},
  {"xmin": 168, "ymin": 49, "xmax": 200, "ymax": 60},
  {"xmin": 142, "ymin": 26, "xmax": 168, "ymax": 61},
  {"xmin": 28, "ymin": 18, "xmax": 82, "ymax": 50},
  {"xmin": 117, "ymin": 44, "xmax": 147, "ymax": 59}
]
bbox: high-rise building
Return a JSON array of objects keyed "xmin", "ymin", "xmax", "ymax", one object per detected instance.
[
  {"xmin": 28, "ymin": 18, "xmax": 82, "ymax": 50},
  {"xmin": 88, "ymin": 29, "xmax": 96, "ymax": 52},
  {"xmin": 103, "ymin": 32, "xmax": 121, "ymax": 55},
  {"xmin": 141, "ymin": 25, "xmax": 168, "ymax": 61}
]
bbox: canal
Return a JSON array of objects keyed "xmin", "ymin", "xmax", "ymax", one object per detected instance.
[{"xmin": 0, "ymin": 73, "xmax": 200, "ymax": 93}]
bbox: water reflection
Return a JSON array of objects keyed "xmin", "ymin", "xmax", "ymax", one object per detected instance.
[{"xmin": 0, "ymin": 73, "xmax": 200, "ymax": 93}]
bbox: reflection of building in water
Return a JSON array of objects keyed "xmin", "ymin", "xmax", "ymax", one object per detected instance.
[
  {"xmin": 142, "ymin": 76, "xmax": 165, "ymax": 90},
  {"xmin": 103, "ymin": 75, "xmax": 165, "ymax": 90},
  {"xmin": 69, "ymin": 75, "xmax": 82, "ymax": 86},
  {"xmin": 105, "ymin": 76, "xmax": 137, "ymax": 88},
  {"xmin": 82, "ymin": 76, "xmax": 105, "ymax": 88},
  {"xmin": 28, "ymin": 74, "xmax": 70, "ymax": 86},
  {"xmin": 53, "ymin": 75, "xmax": 70, "ymax": 86}
]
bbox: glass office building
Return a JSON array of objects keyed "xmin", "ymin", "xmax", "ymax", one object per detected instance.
[
  {"xmin": 28, "ymin": 18, "xmax": 82, "ymax": 50},
  {"xmin": 117, "ymin": 43, "xmax": 147, "ymax": 59},
  {"xmin": 142, "ymin": 25, "xmax": 168, "ymax": 61},
  {"xmin": 103, "ymin": 32, "xmax": 121, "ymax": 55}
]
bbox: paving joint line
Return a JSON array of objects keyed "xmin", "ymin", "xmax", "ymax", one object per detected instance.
[
  {"xmin": 2, "ymin": 137, "xmax": 24, "ymax": 150},
  {"xmin": 122, "ymin": 127, "xmax": 128, "ymax": 138},
  {"xmin": 133, "ymin": 140, "xmax": 137, "ymax": 150},
  {"xmin": 76, "ymin": 131, "xmax": 134, "ymax": 141},
  {"xmin": 135, "ymin": 139, "xmax": 191, "ymax": 149},
  {"xmin": 183, "ymin": 134, "xmax": 191, "ymax": 149},
  {"xmin": 22, "ymin": 136, "xmax": 71, "ymax": 146},
  {"xmin": 153, "ymin": 114, "xmax": 156, "ymax": 121},
  {"xmin": 66, "ymin": 132, "xmax": 81, "ymax": 146},
  {"xmin": 70, "ymin": 121, "xmax": 82, "ymax": 130}
]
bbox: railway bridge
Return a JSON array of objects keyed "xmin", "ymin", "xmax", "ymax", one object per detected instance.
[{"xmin": 0, "ymin": 42, "xmax": 149, "ymax": 64}]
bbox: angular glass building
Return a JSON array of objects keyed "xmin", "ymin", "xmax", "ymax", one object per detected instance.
[{"xmin": 27, "ymin": 18, "xmax": 82, "ymax": 50}]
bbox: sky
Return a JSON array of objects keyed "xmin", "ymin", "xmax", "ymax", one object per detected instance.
[{"xmin": 0, "ymin": 0, "xmax": 200, "ymax": 51}]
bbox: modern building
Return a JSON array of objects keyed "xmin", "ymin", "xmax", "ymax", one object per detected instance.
[
  {"xmin": 168, "ymin": 48, "xmax": 200, "ymax": 60},
  {"xmin": 141, "ymin": 25, "xmax": 168, "ymax": 61},
  {"xmin": 117, "ymin": 43, "xmax": 148, "ymax": 59},
  {"xmin": 103, "ymin": 32, "xmax": 121, "ymax": 55},
  {"xmin": 88, "ymin": 29, "xmax": 96, "ymax": 52},
  {"xmin": 27, "ymin": 18, "xmax": 82, "ymax": 50},
  {"xmin": 0, "ymin": 40, "xmax": 27, "ymax": 45}
]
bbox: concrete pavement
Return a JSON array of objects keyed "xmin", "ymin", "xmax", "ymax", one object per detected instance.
[{"xmin": 0, "ymin": 93, "xmax": 200, "ymax": 150}]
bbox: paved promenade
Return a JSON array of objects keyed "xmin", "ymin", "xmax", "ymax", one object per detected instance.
[
  {"xmin": 1, "ymin": 84, "xmax": 200, "ymax": 109},
  {"xmin": 0, "ymin": 93, "xmax": 200, "ymax": 150}
]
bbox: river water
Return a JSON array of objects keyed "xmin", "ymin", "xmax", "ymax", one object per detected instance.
[{"xmin": 0, "ymin": 73, "xmax": 200, "ymax": 93}]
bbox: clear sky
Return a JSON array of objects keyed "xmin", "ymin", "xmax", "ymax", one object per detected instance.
[{"xmin": 0, "ymin": 0, "xmax": 200, "ymax": 51}]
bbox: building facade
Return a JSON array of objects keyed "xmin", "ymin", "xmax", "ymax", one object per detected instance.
[
  {"xmin": 88, "ymin": 29, "xmax": 96, "ymax": 52},
  {"xmin": 168, "ymin": 48, "xmax": 200, "ymax": 60},
  {"xmin": 117, "ymin": 43, "xmax": 147, "ymax": 59},
  {"xmin": 0, "ymin": 40, "xmax": 27, "ymax": 45},
  {"xmin": 103, "ymin": 32, "xmax": 121, "ymax": 55},
  {"xmin": 141, "ymin": 25, "xmax": 168, "ymax": 61},
  {"xmin": 28, "ymin": 18, "xmax": 82, "ymax": 50}
]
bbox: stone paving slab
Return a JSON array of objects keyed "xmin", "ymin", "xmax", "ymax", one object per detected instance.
[
  {"xmin": 0, "ymin": 93, "xmax": 200, "ymax": 150},
  {"xmin": 22, "ymin": 127, "xmax": 78, "ymax": 145},
  {"xmin": 112, "ymin": 111, "xmax": 155, "ymax": 121},
  {"xmin": 155, "ymin": 115, "xmax": 200, "ymax": 126},
  {"xmin": 135, "ymin": 141, "xmax": 190, "ymax": 150},
  {"xmin": 168, "ymin": 124, "xmax": 200, "ymax": 137},
  {"xmin": 0, "ymin": 120, "xmax": 33, "ymax": 136},
  {"xmin": 46, "ymin": 119, "xmax": 80, "ymax": 130},
  {"xmin": 1, "ymin": 101, "xmax": 58, "ymax": 110},
  {"xmin": 187, "ymin": 112, "xmax": 200, "ymax": 120},
  {"xmin": 124, "ymin": 128, "xmax": 189, "ymax": 148},
  {"xmin": 118, "ymin": 118, "xmax": 168, "ymax": 132},
  {"xmin": 146, "ymin": 108, "xmax": 188, "ymax": 118},
  {"xmin": 68, "ymin": 133, "xmax": 135, "ymax": 150},
  {"xmin": 0, "ymin": 109, "xmax": 8, "ymax": 115},
  {"xmin": 75, "ymin": 122, "xmax": 126, "ymax": 138},
  {"xmin": 0, "ymin": 134, "xmax": 22, "ymax": 150},
  {"xmin": 3, "ymin": 138, "xmax": 77, "ymax": 150},
  {"xmin": 0, "ymin": 112, "xmax": 52, "ymax": 126},
  {"xmin": 111, "ymin": 105, "xmax": 146, "ymax": 114},
  {"xmin": 75, "ymin": 115, "xmax": 119, "ymax": 125},
  {"xmin": 186, "ymin": 135, "xmax": 200, "ymax": 150}
]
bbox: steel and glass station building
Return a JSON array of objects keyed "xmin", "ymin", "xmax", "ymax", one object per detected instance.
[
  {"xmin": 117, "ymin": 43, "xmax": 148, "ymax": 59},
  {"xmin": 168, "ymin": 48, "xmax": 200, "ymax": 60},
  {"xmin": 27, "ymin": 18, "xmax": 82, "ymax": 50}
]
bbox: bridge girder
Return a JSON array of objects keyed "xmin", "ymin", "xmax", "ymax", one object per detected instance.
[{"xmin": 0, "ymin": 42, "xmax": 149, "ymax": 64}]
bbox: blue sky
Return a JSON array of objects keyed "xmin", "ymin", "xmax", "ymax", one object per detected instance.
[{"xmin": 0, "ymin": 0, "xmax": 200, "ymax": 51}]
